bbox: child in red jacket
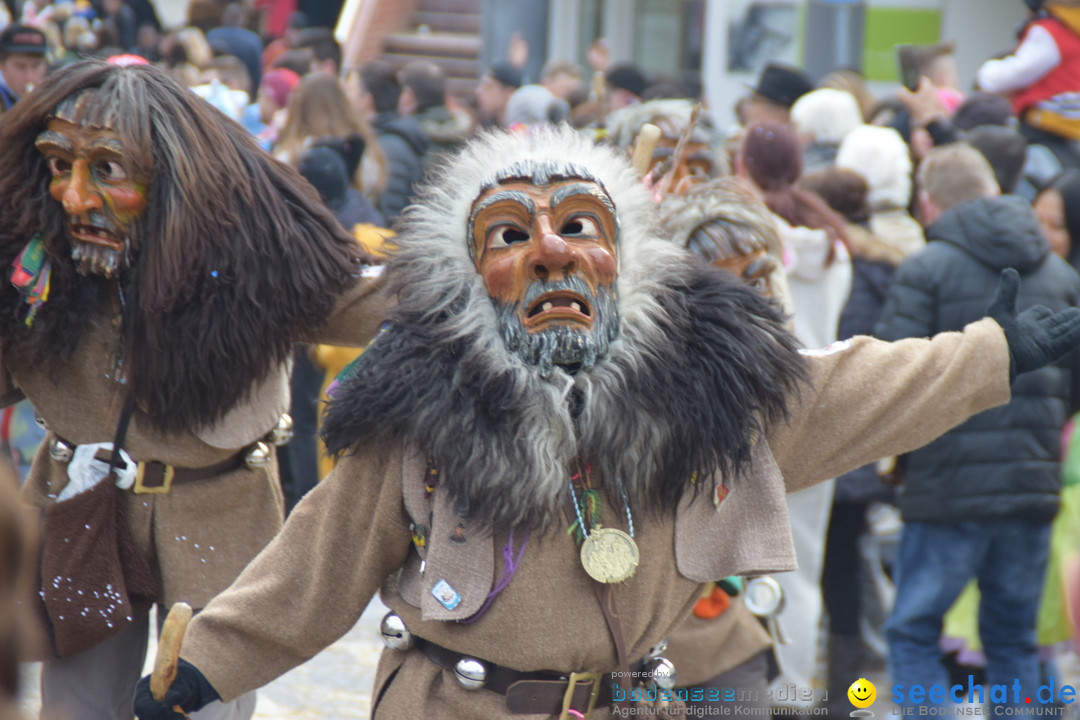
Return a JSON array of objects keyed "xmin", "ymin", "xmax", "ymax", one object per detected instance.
[{"xmin": 977, "ymin": 0, "xmax": 1080, "ymax": 140}]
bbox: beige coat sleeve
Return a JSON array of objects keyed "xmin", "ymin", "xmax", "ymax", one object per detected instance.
[
  {"xmin": 769, "ymin": 318, "xmax": 1011, "ymax": 492},
  {"xmin": 306, "ymin": 267, "xmax": 393, "ymax": 347},
  {"xmin": 180, "ymin": 446, "xmax": 413, "ymax": 701}
]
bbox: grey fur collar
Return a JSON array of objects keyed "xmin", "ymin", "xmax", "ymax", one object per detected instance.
[{"xmin": 323, "ymin": 128, "xmax": 807, "ymax": 532}]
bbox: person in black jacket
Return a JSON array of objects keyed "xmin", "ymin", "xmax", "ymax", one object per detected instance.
[
  {"xmin": 876, "ymin": 143, "xmax": 1080, "ymax": 711},
  {"xmin": 354, "ymin": 61, "xmax": 428, "ymax": 225}
]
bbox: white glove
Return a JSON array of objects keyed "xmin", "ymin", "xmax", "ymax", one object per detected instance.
[{"xmin": 58, "ymin": 442, "xmax": 136, "ymax": 502}]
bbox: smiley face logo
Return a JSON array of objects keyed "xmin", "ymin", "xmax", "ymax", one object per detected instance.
[{"xmin": 848, "ymin": 678, "xmax": 876, "ymax": 708}]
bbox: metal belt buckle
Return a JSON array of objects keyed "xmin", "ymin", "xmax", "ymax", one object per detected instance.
[
  {"xmin": 133, "ymin": 461, "xmax": 174, "ymax": 494},
  {"xmin": 560, "ymin": 671, "xmax": 601, "ymax": 720}
]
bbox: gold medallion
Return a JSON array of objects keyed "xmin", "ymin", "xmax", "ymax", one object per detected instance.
[{"xmin": 580, "ymin": 525, "xmax": 639, "ymax": 583}]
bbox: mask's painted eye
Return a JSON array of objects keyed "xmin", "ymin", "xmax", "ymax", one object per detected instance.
[
  {"xmin": 93, "ymin": 159, "xmax": 129, "ymax": 182},
  {"xmin": 562, "ymin": 216, "xmax": 598, "ymax": 236},
  {"xmin": 46, "ymin": 156, "xmax": 71, "ymax": 176},
  {"xmin": 488, "ymin": 225, "xmax": 530, "ymax": 248}
]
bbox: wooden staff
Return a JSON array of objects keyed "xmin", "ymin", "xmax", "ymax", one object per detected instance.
[
  {"xmin": 631, "ymin": 123, "xmax": 662, "ymax": 176},
  {"xmin": 592, "ymin": 70, "xmax": 608, "ymax": 126},
  {"xmin": 150, "ymin": 601, "xmax": 193, "ymax": 717},
  {"xmin": 655, "ymin": 102, "xmax": 703, "ymax": 196}
]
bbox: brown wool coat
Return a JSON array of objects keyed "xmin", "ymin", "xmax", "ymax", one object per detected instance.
[
  {"xmin": 182, "ymin": 319, "xmax": 1011, "ymax": 719},
  {"xmin": 14, "ymin": 272, "xmax": 389, "ymax": 615}
]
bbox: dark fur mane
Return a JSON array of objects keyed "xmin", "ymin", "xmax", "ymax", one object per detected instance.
[
  {"xmin": 0, "ymin": 60, "xmax": 372, "ymax": 432},
  {"xmin": 324, "ymin": 257, "xmax": 807, "ymax": 532}
]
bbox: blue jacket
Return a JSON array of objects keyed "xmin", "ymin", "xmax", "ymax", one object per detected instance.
[
  {"xmin": 0, "ymin": 82, "xmax": 18, "ymax": 112},
  {"xmin": 875, "ymin": 194, "xmax": 1080, "ymax": 523}
]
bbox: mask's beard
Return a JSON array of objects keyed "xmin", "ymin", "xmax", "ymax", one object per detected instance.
[
  {"xmin": 495, "ymin": 275, "xmax": 620, "ymax": 377},
  {"xmin": 71, "ymin": 239, "xmax": 129, "ymax": 278}
]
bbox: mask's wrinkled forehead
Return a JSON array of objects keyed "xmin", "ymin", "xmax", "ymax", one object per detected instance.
[
  {"xmin": 689, "ymin": 216, "xmax": 770, "ymax": 258},
  {"xmin": 489, "ymin": 159, "xmax": 602, "ymax": 189},
  {"xmin": 46, "ymin": 85, "xmax": 154, "ymax": 180},
  {"xmin": 52, "ymin": 88, "xmax": 114, "ymax": 129},
  {"xmin": 467, "ymin": 158, "xmax": 620, "ymax": 259}
]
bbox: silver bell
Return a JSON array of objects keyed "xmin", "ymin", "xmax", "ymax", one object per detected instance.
[
  {"xmin": 646, "ymin": 637, "xmax": 669, "ymax": 660},
  {"xmin": 453, "ymin": 658, "xmax": 487, "ymax": 690},
  {"xmin": 379, "ymin": 612, "xmax": 414, "ymax": 651},
  {"xmin": 642, "ymin": 657, "xmax": 677, "ymax": 690},
  {"xmin": 267, "ymin": 414, "xmax": 294, "ymax": 447},
  {"xmin": 33, "ymin": 411, "xmax": 49, "ymax": 430},
  {"xmin": 50, "ymin": 438, "xmax": 74, "ymax": 463},
  {"xmin": 244, "ymin": 441, "xmax": 272, "ymax": 469},
  {"xmin": 743, "ymin": 576, "xmax": 785, "ymax": 619}
]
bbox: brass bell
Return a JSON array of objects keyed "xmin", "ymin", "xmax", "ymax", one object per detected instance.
[
  {"xmin": 49, "ymin": 438, "xmax": 74, "ymax": 463},
  {"xmin": 453, "ymin": 658, "xmax": 487, "ymax": 690},
  {"xmin": 379, "ymin": 612, "xmax": 414, "ymax": 651},
  {"xmin": 244, "ymin": 441, "xmax": 272, "ymax": 469},
  {"xmin": 267, "ymin": 414, "xmax": 294, "ymax": 447},
  {"xmin": 642, "ymin": 657, "xmax": 677, "ymax": 690}
]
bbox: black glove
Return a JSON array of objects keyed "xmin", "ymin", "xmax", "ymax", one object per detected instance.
[
  {"xmin": 133, "ymin": 659, "xmax": 221, "ymax": 719},
  {"xmin": 987, "ymin": 268, "xmax": 1080, "ymax": 381}
]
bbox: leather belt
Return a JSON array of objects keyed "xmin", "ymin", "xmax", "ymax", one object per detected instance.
[
  {"xmin": 416, "ymin": 637, "xmax": 617, "ymax": 715},
  {"xmin": 125, "ymin": 453, "xmax": 246, "ymax": 493},
  {"xmin": 53, "ymin": 434, "xmax": 247, "ymax": 494}
]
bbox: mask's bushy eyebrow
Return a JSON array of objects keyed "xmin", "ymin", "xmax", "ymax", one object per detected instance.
[
  {"xmin": 472, "ymin": 189, "xmax": 536, "ymax": 215},
  {"xmin": 551, "ymin": 182, "xmax": 614, "ymax": 214},
  {"xmin": 468, "ymin": 189, "xmax": 537, "ymax": 259},
  {"xmin": 86, "ymin": 137, "xmax": 126, "ymax": 154},
  {"xmin": 34, "ymin": 130, "xmax": 73, "ymax": 152}
]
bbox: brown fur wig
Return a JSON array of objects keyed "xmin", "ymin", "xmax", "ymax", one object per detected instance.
[{"xmin": 0, "ymin": 60, "xmax": 371, "ymax": 433}]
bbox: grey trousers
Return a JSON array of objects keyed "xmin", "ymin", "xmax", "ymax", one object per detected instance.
[{"xmin": 39, "ymin": 613, "xmax": 256, "ymax": 720}]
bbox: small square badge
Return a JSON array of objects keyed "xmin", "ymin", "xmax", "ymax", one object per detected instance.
[{"xmin": 431, "ymin": 579, "xmax": 461, "ymax": 610}]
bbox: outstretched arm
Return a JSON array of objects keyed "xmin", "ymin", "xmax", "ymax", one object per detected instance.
[
  {"xmin": 308, "ymin": 264, "xmax": 394, "ymax": 347},
  {"xmin": 135, "ymin": 445, "xmax": 413, "ymax": 715},
  {"xmin": 772, "ymin": 269, "xmax": 1080, "ymax": 491}
]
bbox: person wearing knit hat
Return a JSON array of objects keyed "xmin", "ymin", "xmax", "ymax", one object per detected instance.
[
  {"xmin": 254, "ymin": 67, "xmax": 300, "ymax": 149},
  {"xmin": 790, "ymin": 87, "xmax": 864, "ymax": 173},
  {"xmin": 297, "ymin": 144, "xmax": 385, "ymax": 231},
  {"xmin": 260, "ymin": 67, "xmax": 300, "ymax": 114},
  {"xmin": 836, "ymin": 125, "xmax": 925, "ymax": 260}
]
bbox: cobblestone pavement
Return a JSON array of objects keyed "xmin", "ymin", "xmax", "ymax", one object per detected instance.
[{"xmin": 19, "ymin": 597, "xmax": 389, "ymax": 719}]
